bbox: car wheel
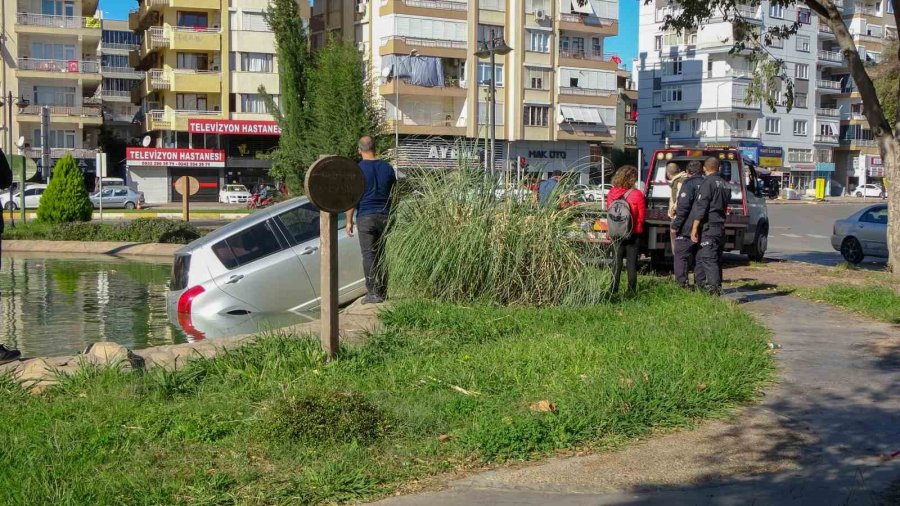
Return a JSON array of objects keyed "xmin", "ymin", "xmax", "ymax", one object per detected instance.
[
  {"xmin": 124, "ymin": 201, "xmax": 135, "ymax": 210},
  {"xmin": 855, "ymin": 191, "xmax": 863, "ymax": 197},
  {"xmin": 3, "ymin": 201, "xmax": 15, "ymax": 210},
  {"xmin": 587, "ymin": 194, "xmax": 596, "ymax": 202},
  {"xmin": 840, "ymin": 237, "xmax": 864, "ymax": 264},
  {"xmin": 746, "ymin": 222, "xmax": 768, "ymax": 262}
]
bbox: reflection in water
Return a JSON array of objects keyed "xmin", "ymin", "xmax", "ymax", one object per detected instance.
[{"xmin": 0, "ymin": 255, "xmax": 187, "ymax": 357}]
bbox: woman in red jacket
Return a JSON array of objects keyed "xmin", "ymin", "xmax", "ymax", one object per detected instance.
[{"xmin": 606, "ymin": 165, "xmax": 646, "ymax": 296}]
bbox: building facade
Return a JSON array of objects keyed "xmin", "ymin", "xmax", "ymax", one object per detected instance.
[
  {"xmin": 311, "ymin": 0, "xmax": 622, "ymax": 181},
  {"xmin": 101, "ymin": 19, "xmax": 143, "ymax": 148},
  {"xmin": 127, "ymin": 0, "xmax": 297, "ymax": 203}
]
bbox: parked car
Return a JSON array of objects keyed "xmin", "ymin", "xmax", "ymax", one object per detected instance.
[
  {"xmin": 0, "ymin": 184, "xmax": 47, "ymax": 210},
  {"xmin": 831, "ymin": 204, "xmax": 888, "ymax": 264},
  {"xmin": 853, "ymin": 184, "xmax": 885, "ymax": 198},
  {"xmin": 220, "ymin": 184, "xmax": 252, "ymax": 204},
  {"xmin": 168, "ymin": 197, "xmax": 366, "ymax": 338},
  {"xmin": 90, "ymin": 187, "xmax": 145, "ymax": 209}
]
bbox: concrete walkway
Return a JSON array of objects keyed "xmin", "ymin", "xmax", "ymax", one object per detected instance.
[{"xmin": 374, "ymin": 289, "xmax": 900, "ymax": 505}]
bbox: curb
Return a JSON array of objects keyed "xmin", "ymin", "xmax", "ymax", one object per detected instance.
[
  {"xmin": 2, "ymin": 240, "xmax": 181, "ymax": 258},
  {"xmin": 3, "ymin": 211, "xmax": 248, "ymax": 222}
]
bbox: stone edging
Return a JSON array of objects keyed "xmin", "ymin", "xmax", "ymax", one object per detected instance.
[
  {"xmin": 0, "ymin": 299, "xmax": 383, "ymax": 393},
  {"xmin": 3, "ymin": 240, "xmax": 181, "ymax": 258}
]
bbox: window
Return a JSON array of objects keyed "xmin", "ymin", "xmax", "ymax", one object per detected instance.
[
  {"xmin": 795, "ymin": 92, "xmax": 808, "ymax": 108},
  {"xmin": 768, "ymin": 36, "xmax": 784, "ymax": 48},
  {"xmin": 798, "ymin": 7, "xmax": 811, "ymax": 23},
  {"xmin": 765, "ymin": 118, "xmax": 781, "ymax": 134},
  {"xmin": 524, "ymin": 105, "xmax": 549, "ymax": 126},
  {"xmin": 668, "ymin": 119, "xmax": 681, "ymax": 132},
  {"xmin": 654, "ymin": 35, "xmax": 662, "ymax": 51},
  {"xmin": 795, "ymin": 63, "xmax": 809, "ymax": 79},
  {"xmin": 477, "ymin": 63, "xmax": 503, "ymax": 86},
  {"xmin": 477, "ymin": 24, "xmax": 504, "ymax": 44},
  {"xmin": 666, "ymin": 57, "xmax": 683, "ymax": 75},
  {"xmin": 239, "ymin": 52, "xmax": 274, "ymax": 72},
  {"xmin": 242, "ymin": 11, "xmax": 269, "ymax": 31},
  {"xmin": 176, "ymin": 52, "xmax": 209, "ymax": 70},
  {"xmin": 690, "ymin": 118, "xmax": 699, "ymax": 133},
  {"xmin": 30, "ymin": 42, "xmax": 75, "ymax": 60},
  {"xmin": 652, "ymin": 118, "xmax": 665, "ymax": 134},
  {"xmin": 212, "ymin": 220, "xmax": 285, "ymax": 270},
  {"xmin": 240, "ymin": 94, "xmax": 274, "ymax": 113},
  {"xmin": 42, "ymin": 0, "xmax": 74, "ymax": 16},
  {"xmin": 102, "ymin": 30, "xmax": 141, "ymax": 47},
  {"xmin": 176, "ymin": 93, "xmax": 208, "ymax": 110},
  {"xmin": 860, "ymin": 206, "xmax": 888, "ymax": 224},
  {"xmin": 32, "ymin": 129, "xmax": 75, "ymax": 148},
  {"xmin": 888, "ymin": 0, "xmax": 894, "ymax": 14},
  {"xmin": 526, "ymin": 67, "xmax": 549, "ymax": 89},
  {"xmin": 33, "ymin": 86, "xmax": 75, "ymax": 106},
  {"xmin": 796, "ymin": 35, "xmax": 810, "ymax": 52},
  {"xmin": 177, "ymin": 11, "xmax": 209, "ymax": 28},
  {"xmin": 663, "ymin": 86, "xmax": 683, "ymax": 102},
  {"xmin": 769, "ymin": 4, "xmax": 783, "ymax": 18},
  {"xmin": 278, "ymin": 204, "xmax": 321, "ymax": 245},
  {"xmin": 819, "ymin": 123, "xmax": 835, "ymax": 135},
  {"xmin": 652, "ymin": 91, "xmax": 662, "ymax": 107},
  {"xmin": 793, "ymin": 120, "xmax": 808, "ymax": 135},
  {"xmin": 529, "ymin": 31, "xmax": 550, "ymax": 53}
]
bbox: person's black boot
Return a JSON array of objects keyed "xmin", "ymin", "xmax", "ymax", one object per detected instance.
[{"xmin": 0, "ymin": 345, "xmax": 21, "ymax": 364}]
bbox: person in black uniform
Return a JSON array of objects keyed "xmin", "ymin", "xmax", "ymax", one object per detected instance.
[
  {"xmin": 0, "ymin": 148, "xmax": 21, "ymax": 364},
  {"xmin": 689, "ymin": 157, "xmax": 730, "ymax": 295},
  {"xmin": 670, "ymin": 160, "xmax": 705, "ymax": 289}
]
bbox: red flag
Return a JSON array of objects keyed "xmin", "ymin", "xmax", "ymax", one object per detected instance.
[{"xmin": 610, "ymin": 55, "xmax": 622, "ymax": 65}]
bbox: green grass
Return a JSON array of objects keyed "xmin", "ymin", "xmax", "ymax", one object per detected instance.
[
  {"xmin": 794, "ymin": 284, "xmax": 900, "ymax": 324},
  {"xmin": 0, "ymin": 280, "xmax": 772, "ymax": 505}
]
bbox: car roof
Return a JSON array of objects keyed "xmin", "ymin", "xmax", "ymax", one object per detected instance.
[{"xmin": 175, "ymin": 196, "xmax": 312, "ymax": 255}]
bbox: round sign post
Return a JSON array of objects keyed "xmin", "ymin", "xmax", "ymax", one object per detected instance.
[
  {"xmin": 173, "ymin": 176, "xmax": 200, "ymax": 222},
  {"xmin": 304, "ymin": 155, "xmax": 365, "ymax": 360}
]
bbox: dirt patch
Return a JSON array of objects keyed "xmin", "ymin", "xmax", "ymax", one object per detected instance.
[{"xmin": 724, "ymin": 260, "xmax": 898, "ymax": 293}]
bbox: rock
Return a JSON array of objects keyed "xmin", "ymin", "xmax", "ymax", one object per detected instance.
[
  {"xmin": 16, "ymin": 359, "xmax": 57, "ymax": 389},
  {"xmin": 529, "ymin": 400, "xmax": 557, "ymax": 413},
  {"xmin": 140, "ymin": 350, "xmax": 179, "ymax": 371},
  {"xmin": 80, "ymin": 342, "xmax": 142, "ymax": 371}
]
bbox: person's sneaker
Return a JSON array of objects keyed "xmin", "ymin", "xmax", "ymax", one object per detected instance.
[
  {"xmin": 361, "ymin": 294, "xmax": 385, "ymax": 305},
  {"xmin": 0, "ymin": 345, "xmax": 21, "ymax": 364}
]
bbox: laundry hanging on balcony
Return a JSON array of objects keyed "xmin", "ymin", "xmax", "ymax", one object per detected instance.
[{"xmin": 380, "ymin": 55, "xmax": 445, "ymax": 87}]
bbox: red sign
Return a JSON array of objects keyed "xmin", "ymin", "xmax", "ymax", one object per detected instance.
[
  {"xmin": 188, "ymin": 119, "xmax": 282, "ymax": 136},
  {"xmin": 126, "ymin": 148, "xmax": 226, "ymax": 168},
  {"xmin": 870, "ymin": 156, "xmax": 883, "ymax": 166}
]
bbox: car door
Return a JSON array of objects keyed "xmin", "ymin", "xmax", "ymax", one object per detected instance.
[
  {"xmin": 111, "ymin": 188, "xmax": 129, "ymax": 207},
  {"xmin": 23, "ymin": 188, "xmax": 39, "ymax": 208},
  {"xmin": 857, "ymin": 206, "xmax": 888, "ymax": 257},
  {"xmin": 209, "ymin": 218, "xmax": 317, "ymax": 313}
]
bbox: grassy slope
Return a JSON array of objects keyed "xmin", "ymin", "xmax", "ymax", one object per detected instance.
[
  {"xmin": 0, "ymin": 280, "xmax": 772, "ymax": 505},
  {"xmin": 794, "ymin": 284, "xmax": 900, "ymax": 324}
]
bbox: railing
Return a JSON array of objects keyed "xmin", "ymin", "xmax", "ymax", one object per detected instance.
[
  {"xmin": 380, "ymin": 36, "xmax": 467, "ymax": 49},
  {"xmin": 849, "ymin": 112, "xmax": 866, "ymax": 120},
  {"xmin": 655, "ymin": 8, "xmax": 683, "ymax": 22},
  {"xmin": 147, "ymin": 26, "xmax": 170, "ymax": 49},
  {"xmin": 173, "ymin": 109, "xmax": 221, "ymax": 116},
  {"xmin": 818, "ymin": 50, "xmax": 843, "ymax": 62},
  {"xmin": 560, "ymin": 12, "xmax": 582, "ymax": 22},
  {"xmin": 103, "ymin": 66, "xmax": 143, "ymax": 77},
  {"xmin": 729, "ymin": 129, "xmax": 760, "ymax": 139},
  {"xmin": 560, "ymin": 12, "xmax": 614, "ymax": 25},
  {"xmin": 734, "ymin": 6, "xmax": 763, "ymax": 19},
  {"xmin": 559, "ymin": 49, "xmax": 615, "ymax": 63},
  {"xmin": 819, "ymin": 24, "xmax": 834, "ymax": 34},
  {"xmin": 19, "ymin": 104, "xmax": 102, "ymax": 117},
  {"xmin": 16, "ymin": 12, "xmax": 100, "ymax": 29},
  {"xmin": 850, "ymin": 4, "xmax": 878, "ymax": 15},
  {"xmin": 390, "ymin": 113, "xmax": 466, "ymax": 127},
  {"xmin": 17, "ymin": 58, "xmax": 100, "ymax": 73},
  {"xmin": 103, "ymin": 90, "xmax": 132, "ymax": 99},
  {"xmin": 102, "ymin": 42, "xmax": 140, "ymax": 51},
  {"xmin": 146, "ymin": 109, "xmax": 171, "ymax": 129},
  {"xmin": 788, "ymin": 153, "xmax": 815, "ymax": 163},
  {"xmin": 404, "ymin": 0, "xmax": 468, "ymax": 10},
  {"xmin": 817, "ymin": 108, "xmax": 840, "ymax": 117},
  {"xmin": 625, "ymin": 136, "xmax": 637, "ymax": 145},
  {"xmin": 23, "ymin": 147, "xmax": 99, "ymax": 159},
  {"xmin": 815, "ymin": 134, "xmax": 839, "ymax": 143},
  {"xmin": 559, "ymin": 86, "xmax": 614, "ymax": 96},
  {"xmin": 172, "ymin": 25, "xmax": 222, "ymax": 33},
  {"xmin": 842, "ymin": 138, "xmax": 876, "ymax": 146},
  {"xmin": 732, "ymin": 98, "xmax": 759, "ymax": 108},
  {"xmin": 817, "ymin": 79, "xmax": 842, "ymax": 89},
  {"xmin": 148, "ymin": 69, "xmax": 170, "ymax": 89}
]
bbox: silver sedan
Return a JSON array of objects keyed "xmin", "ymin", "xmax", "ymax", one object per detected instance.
[
  {"xmin": 90, "ymin": 187, "xmax": 145, "ymax": 209},
  {"xmin": 831, "ymin": 204, "xmax": 888, "ymax": 264}
]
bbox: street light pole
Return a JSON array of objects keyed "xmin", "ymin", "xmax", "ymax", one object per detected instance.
[
  {"xmin": 475, "ymin": 29, "xmax": 511, "ymax": 179},
  {"xmin": 6, "ymin": 91, "xmax": 13, "ymax": 228},
  {"xmin": 714, "ymin": 81, "xmax": 729, "ymax": 144}
]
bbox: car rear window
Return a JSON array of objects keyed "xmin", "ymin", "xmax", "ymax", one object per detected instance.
[{"xmin": 212, "ymin": 220, "xmax": 285, "ymax": 270}]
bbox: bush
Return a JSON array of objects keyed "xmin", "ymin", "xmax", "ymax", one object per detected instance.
[
  {"xmin": 119, "ymin": 218, "xmax": 201, "ymax": 244},
  {"xmin": 384, "ymin": 169, "xmax": 609, "ymax": 306},
  {"xmin": 10, "ymin": 218, "xmax": 200, "ymax": 244},
  {"xmin": 36, "ymin": 154, "xmax": 93, "ymax": 224}
]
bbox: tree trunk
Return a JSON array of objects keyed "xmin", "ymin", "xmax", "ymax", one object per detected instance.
[{"xmin": 881, "ymin": 135, "xmax": 900, "ymax": 274}]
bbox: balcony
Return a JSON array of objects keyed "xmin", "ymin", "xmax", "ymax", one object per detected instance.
[
  {"xmin": 379, "ymin": 78, "xmax": 466, "ymax": 97},
  {"xmin": 814, "ymin": 134, "xmax": 839, "ymax": 144},
  {"xmin": 101, "ymin": 42, "xmax": 140, "ymax": 53},
  {"xmin": 147, "ymin": 69, "xmax": 171, "ymax": 90},
  {"xmin": 15, "ymin": 13, "xmax": 101, "ymax": 37},
  {"xmin": 558, "ymin": 12, "xmax": 618, "ymax": 35},
  {"xmin": 841, "ymin": 138, "xmax": 877, "ymax": 147},
  {"xmin": 817, "ymin": 50, "xmax": 844, "ymax": 65},
  {"xmin": 817, "ymin": 79, "xmax": 843, "ymax": 92},
  {"xmin": 17, "ymin": 58, "xmax": 101, "ymax": 81},
  {"xmin": 170, "ymin": 69, "xmax": 222, "ymax": 93},
  {"xmin": 146, "ymin": 109, "xmax": 171, "ymax": 131},
  {"xmin": 103, "ymin": 67, "xmax": 143, "ymax": 79},
  {"xmin": 816, "ymin": 108, "xmax": 840, "ymax": 117},
  {"xmin": 818, "ymin": 24, "xmax": 835, "ymax": 37},
  {"xmin": 170, "ymin": 26, "xmax": 222, "ymax": 52},
  {"xmin": 388, "ymin": 114, "xmax": 466, "ymax": 136},
  {"xmin": 625, "ymin": 135, "xmax": 637, "ymax": 146},
  {"xmin": 145, "ymin": 109, "xmax": 224, "ymax": 132},
  {"xmin": 23, "ymin": 147, "xmax": 99, "ymax": 159},
  {"xmin": 849, "ymin": 4, "xmax": 879, "ymax": 15},
  {"xmin": 558, "ymin": 49, "xmax": 620, "ymax": 70},
  {"xmin": 18, "ymin": 104, "xmax": 103, "ymax": 125},
  {"xmin": 734, "ymin": 5, "xmax": 763, "ymax": 21},
  {"xmin": 559, "ymin": 86, "xmax": 615, "ymax": 96},
  {"xmin": 788, "ymin": 153, "xmax": 815, "ymax": 164},
  {"xmin": 402, "ymin": 0, "xmax": 467, "ymax": 10},
  {"xmin": 379, "ymin": 36, "xmax": 467, "ymax": 58},
  {"xmin": 729, "ymin": 129, "xmax": 761, "ymax": 140}
]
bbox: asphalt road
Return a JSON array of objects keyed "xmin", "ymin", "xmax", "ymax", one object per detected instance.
[{"xmin": 765, "ymin": 200, "xmax": 886, "ymax": 267}]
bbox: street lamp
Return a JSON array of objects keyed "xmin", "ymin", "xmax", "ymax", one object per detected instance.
[
  {"xmin": 0, "ymin": 93, "xmax": 30, "ymax": 228},
  {"xmin": 393, "ymin": 49, "xmax": 418, "ymax": 162},
  {"xmin": 475, "ymin": 29, "xmax": 511, "ymax": 178}
]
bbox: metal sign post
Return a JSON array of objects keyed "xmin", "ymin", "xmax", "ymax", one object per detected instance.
[{"xmin": 304, "ymin": 155, "xmax": 365, "ymax": 360}]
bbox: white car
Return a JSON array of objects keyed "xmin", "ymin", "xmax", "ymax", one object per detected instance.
[
  {"xmin": 219, "ymin": 184, "xmax": 252, "ymax": 204},
  {"xmin": 853, "ymin": 184, "xmax": 885, "ymax": 198},
  {"xmin": 572, "ymin": 184, "xmax": 610, "ymax": 203},
  {"xmin": 0, "ymin": 184, "xmax": 48, "ymax": 210}
]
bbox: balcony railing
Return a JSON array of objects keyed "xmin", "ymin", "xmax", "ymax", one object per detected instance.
[
  {"xmin": 23, "ymin": 147, "xmax": 99, "ymax": 159},
  {"xmin": 147, "ymin": 26, "xmax": 170, "ymax": 49},
  {"xmin": 815, "ymin": 134, "xmax": 839, "ymax": 143},
  {"xmin": 817, "ymin": 79, "xmax": 843, "ymax": 90},
  {"xmin": 20, "ymin": 104, "xmax": 102, "ymax": 117},
  {"xmin": 625, "ymin": 136, "xmax": 637, "ymax": 145},
  {"xmin": 850, "ymin": 4, "xmax": 878, "ymax": 15},
  {"xmin": 559, "ymin": 49, "xmax": 612, "ymax": 62},
  {"xmin": 559, "ymin": 12, "xmax": 613, "ymax": 26},
  {"xmin": 173, "ymin": 109, "xmax": 221, "ymax": 116},
  {"xmin": 390, "ymin": 113, "xmax": 466, "ymax": 128},
  {"xmin": 559, "ymin": 86, "xmax": 615, "ymax": 96},
  {"xmin": 816, "ymin": 108, "xmax": 840, "ymax": 117},
  {"xmin": 403, "ymin": 0, "xmax": 468, "ymax": 10},
  {"xmin": 102, "ymin": 42, "xmax": 140, "ymax": 51},
  {"xmin": 842, "ymin": 138, "xmax": 876, "ymax": 146},
  {"xmin": 17, "ymin": 58, "xmax": 100, "ymax": 74},
  {"xmin": 103, "ymin": 90, "xmax": 132, "ymax": 99},
  {"xmin": 148, "ymin": 69, "xmax": 170, "ymax": 89},
  {"xmin": 104, "ymin": 66, "xmax": 143, "ymax": 77},
  {"xmin": 819, "ymin": 24, "xmax": 834, "ymax": 34},
  {"xmin": 729, "ymin": 129, "xmax": 760, "ymax": 139},
  {"xmin": 734, "ymin": 6, "xmax": 763, "ymax": 19},
  {"xmin": 380, "ymin": 36, "xmax": 467, "ymax": 49},
  {"xmin": 16, "ymin": 13, "xmax": 100, "ymax": 29},
  {"xmin": 788, "ymin": 154, "xmax": 815, "ymax": 163},
  {"xmin": 817, "ymin": 50, "xmax": 843, "ymax": 62}
]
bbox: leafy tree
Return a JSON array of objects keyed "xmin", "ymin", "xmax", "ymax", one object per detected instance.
[
  {"xmin": 659, "ymin": 0, "xmax": 900, "ymax": 274},
  {"xmin": 36, "ymin": 154, "xmax": 93, "ymax": 224},
  {"xmin": 874, "ymin": 41, "xmax": 898, "ymax": 130},
  {"xmin": 261, "ymin": 0, "xmax": 311, "ymax": 193}
]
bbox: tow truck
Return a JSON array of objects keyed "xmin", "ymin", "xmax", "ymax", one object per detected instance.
[{"xmin": 642, "ymin": 147, "xmax": 769, "ymax": 269}]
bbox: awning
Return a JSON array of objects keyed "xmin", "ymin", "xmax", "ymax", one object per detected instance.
[
  {"xmin": 559, "ymin": 105, "xmax": 602, "ymax": 124},
  {"xmin": 570, "ymin": 0, "xmax": 594, "ymax": 15}
]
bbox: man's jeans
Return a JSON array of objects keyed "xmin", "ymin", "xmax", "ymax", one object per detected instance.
[{"xmin": 357, "ymin": 213, "xmax": 389, "ymax": 298}]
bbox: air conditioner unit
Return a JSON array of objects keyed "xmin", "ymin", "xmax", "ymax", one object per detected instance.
[
  {"xmin": 357, "ymin": 2, "xmax": 367, "ymax": 14},
  {"xmin": 534, "ymin": 9, "xmax": 547, "ymax": 20}
]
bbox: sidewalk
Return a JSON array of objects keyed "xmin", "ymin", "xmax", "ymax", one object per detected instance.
[
  {"xmin": 373, "ymin": 288, "xmax": 900, "ymax": 505},
  {"xmin": 769, "ymin": 196, "xmax": 883, "ymax": 205}
]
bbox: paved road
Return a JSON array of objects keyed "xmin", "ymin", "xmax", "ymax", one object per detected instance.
[{"xmin": 766, "ymin": 201, "xmax": 886, "ymax": 267}]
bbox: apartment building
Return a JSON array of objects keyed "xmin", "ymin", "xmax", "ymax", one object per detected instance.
[
  {"xmin": 100, "ymin": 19, "xmax": 143, "ymax": 146},
  {"xmin": 0, "ymin": 0, "xmax": 103, "ymax": 181},
  {"xmin": 310, "ymin": 0, "xmax": 622, "ymax": 180},
  {"xmin": 128, "ymin": 0, "xmax": 298, "ymax": 203},
  {"xmin": 830, "ymin": 0, "xmax": 896, "ymax": 191}
]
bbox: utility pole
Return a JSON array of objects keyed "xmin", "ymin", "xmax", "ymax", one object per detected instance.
[{"xmin": 41, "ymin": 106, "xmax": 50, "ymax": 183}]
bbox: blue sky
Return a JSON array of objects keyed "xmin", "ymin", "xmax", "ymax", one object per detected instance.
[{"xmin": 100, "ymin": 0, "xmax": 639, "ymax": 68}]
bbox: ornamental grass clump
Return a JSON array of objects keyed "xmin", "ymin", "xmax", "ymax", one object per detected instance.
[{"xmin": 384, "ymin": 168, "xmax": 610, "ymax": 307}]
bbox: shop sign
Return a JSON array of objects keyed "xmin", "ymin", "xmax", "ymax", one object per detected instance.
[
  {"xmin": 126, "ymin": 148, "xmax": 226, "ymax": 168},
  {"xmin": 739, "ymin": 146, "xmax": 759, "ymax": 164},
  {"xmin": 528, "ymin": 150, "xmax": 567, "ymax": 159},
  {"xmin": 815, "ymin": 162, "xmax": 836, "ymax": 172},
  {"xmin": 758, "ymin": 146, "xmax": 783, "ymax": 167},
  {"xmin": 869, "ymin": 155, "xmax": 883, "ymax": 166},
  {"xmin": 791, "ymin": 164, "xmax": 816, "ymax": 172},
  {"xmin": 188, "ymin": 119, "xmax": 281, "ymax": 136}
]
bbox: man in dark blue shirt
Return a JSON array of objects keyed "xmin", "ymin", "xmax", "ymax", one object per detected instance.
[
  {"xmin": 347, "ymin": 135, "xmax": 396, "ymax": 304},
  {"xmin": 537, "ymin": 170, "xmax": 562, "ymax": 206}
]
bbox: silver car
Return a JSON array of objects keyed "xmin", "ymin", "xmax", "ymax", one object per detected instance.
[
  {"xmin": 831, "ymin": 204, "xmax": 888, "ymax": 264},
  {"xmin": 90, "ymin": 186, "xmax": 145, "ymax": 209},
  {"xmin": 168, "ymin": 197, "xmax": 366, "ymax": 338}
]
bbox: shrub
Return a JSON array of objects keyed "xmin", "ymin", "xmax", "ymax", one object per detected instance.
[
  {"xmin": 264, "ymin": 391, "xmax": 389, "ymax": 444},
  {"xmin": 384, "ymin": 169, "xmax": 610, "ymax": 306},
  {"xmin": 36, "ymin": 154, "xmax": 93, "ymax": 224},
  {"xmin": 20, "ymin": 218, "xmax": 200, "ymax": 244},
  {"xmin": 120, "ymin": 218, "xmax": 200, "ymax": 244}
]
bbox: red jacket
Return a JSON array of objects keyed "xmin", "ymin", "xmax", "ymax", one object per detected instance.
[{"xmin": 606, "ymin": 186, "xmax": 646, "ymax": 234}]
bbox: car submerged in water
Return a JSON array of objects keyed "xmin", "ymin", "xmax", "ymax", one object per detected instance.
[{"xmin": 168, "ymin": 197, "xmax": 367, "ymax": 339}]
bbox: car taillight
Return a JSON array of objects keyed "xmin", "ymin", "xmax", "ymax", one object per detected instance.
[{"xmin": 177, "ymin": 285, "xmax": 205, "ymax": 314}]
